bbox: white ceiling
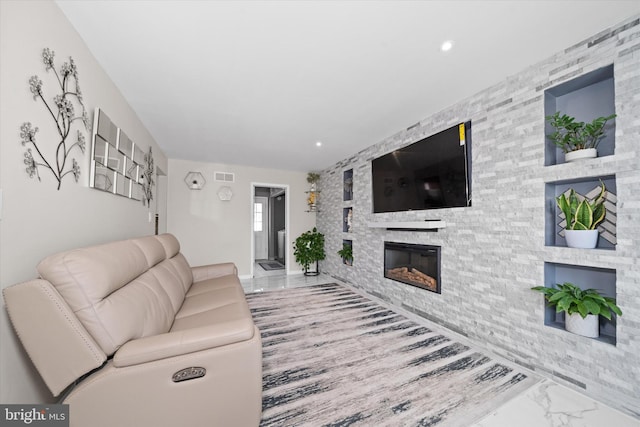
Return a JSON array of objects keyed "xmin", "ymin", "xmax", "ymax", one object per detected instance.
[{"xmin": 56, "ymin": 1, "xmax": 640, "ymax": 172}]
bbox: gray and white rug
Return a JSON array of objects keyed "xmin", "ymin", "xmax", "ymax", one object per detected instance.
[{"xmin": 246, "ymin": 283, "xmax": 538, "ymax": 426}]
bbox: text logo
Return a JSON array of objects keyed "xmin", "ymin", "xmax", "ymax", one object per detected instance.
[{"xmin": 1, "ymin": 405, "xmax": 68, "ymax": 426}]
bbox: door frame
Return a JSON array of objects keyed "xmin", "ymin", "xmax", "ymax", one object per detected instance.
[{"xmin": 250, "ymin": 182, "xmax": 290, "ymax": 278}]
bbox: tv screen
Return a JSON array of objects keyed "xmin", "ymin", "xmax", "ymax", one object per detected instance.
[{"xmin": 372, "ymin": 121, "xmax": 471, "ymax": 213}]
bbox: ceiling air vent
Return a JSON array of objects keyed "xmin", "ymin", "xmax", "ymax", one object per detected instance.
[{"xmin": 214, "ymin": 172, "xmax": 235, "ymax": 183}]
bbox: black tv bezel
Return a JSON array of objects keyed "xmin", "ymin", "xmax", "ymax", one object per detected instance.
[{"xmin": 371, "ymin": 121, "xmax": 472, "ymax": 213}]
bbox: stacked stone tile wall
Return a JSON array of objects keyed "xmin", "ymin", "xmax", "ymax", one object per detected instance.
[{"xmin": 317, "ymin": 15, "xmax": 640, "ymax": 417}]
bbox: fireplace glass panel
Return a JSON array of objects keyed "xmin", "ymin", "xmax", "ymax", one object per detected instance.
[{"xmin": 384, "ymin": 242, "xmax": 441, "ymax": 293}]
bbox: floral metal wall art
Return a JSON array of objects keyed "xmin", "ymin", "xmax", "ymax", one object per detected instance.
[
  {"xmin": 141, "ymin": 146, "xmax": 155, "ymax": 207},
  {"xmin": 20, "ymin": 48, "xmax": 88, "ymax": 190}
]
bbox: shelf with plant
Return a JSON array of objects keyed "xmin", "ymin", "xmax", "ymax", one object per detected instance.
[
  {"xmin": 545, "ymin": 112, "xmax": 616, "ymax": 163},
  {"xmin": 338, "ymin": 240, "xmax": 353, "ymax": 266},
  {"xmin": 535, "ymin": 262, "xmax": 618, "ymax": 345},
  {"xmin": 343, "ymin": 207, "xmax": 353, "ymax": 233},
  {"xmin": 305, "ymin": 172, "xmax": 320, "ymax": 212},
  {"xmin": 544, "ymin": 64, "xmax": 615, "ymax": 166},
  {"xmin": 544, "ymin": 175, "xmax": 616, "ymax": 250}
]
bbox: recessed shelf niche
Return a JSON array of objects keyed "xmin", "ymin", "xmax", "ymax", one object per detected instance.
[
  {"xmin": 543, "ymin": 262, "xmax": 617, "ymax": 345},
  {"xmin": 343, "ymin": 169, "xmax": 353, "ymax": 201},
  {"xmin": 341, "ymin": 239, "xmax": 353, "ymax": 266},
  {"xmin": 544, "ymin": 64, "xmax": 615, "ymax": 166},
  {"xmin": 343, "ymin": 207, "xmax": 353, "ymax": 233},
  {"xmin": 544, "ymin": 175, "xmax": 616, "ymax": 250}
]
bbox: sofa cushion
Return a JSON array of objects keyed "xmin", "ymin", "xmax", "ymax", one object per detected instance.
[
  {"xmin": 171, "ymin": 280, "xmax": 250, "ymax": 329},
  {"xmin": 132, "ymin": 235, "xmax": 166, "ymax": 268},
  {"xmin": 155, "ymin": 233, "xmax": 181, "ymax": 259},
  {"xmin": 177, "ymin": 286, "xmax": 244, "ymax": 318},
  {"xmin": 37, "ymin": 240, "xmax": 149, "ymax": 310},
  {"xmin": 186, "ymin": 274, "xmax": 240, "ymax": 297},
  {"xmin": 36, "ymin": 235, "xmax": 190, "ymax": 355}
]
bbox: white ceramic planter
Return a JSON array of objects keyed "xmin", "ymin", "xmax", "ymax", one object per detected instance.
[
  {"xmin": 565, "ymin": 312, "xmax": 599, "ymax": 338},
  {"xmin": 564, "ymin": 229, "xmax": 598, "ymax": 249},
  {"xmin": 565, "ymin": 148, "xmax": 597, "ymax": 162}
]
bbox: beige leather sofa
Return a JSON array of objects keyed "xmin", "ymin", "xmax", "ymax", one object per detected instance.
[{"xmin": 3, "ymin": 233, "xmax": 262, "ymax": 427}]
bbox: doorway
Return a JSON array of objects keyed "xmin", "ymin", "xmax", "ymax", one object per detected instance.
[{"xmin": 251, "ymin": 184, "xmax": 288, "ymax": 278}]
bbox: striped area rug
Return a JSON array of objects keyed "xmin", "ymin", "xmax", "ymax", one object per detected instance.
[{"xmin": 246, "ymin": 283, "xmax": 537, "ymax": 427}]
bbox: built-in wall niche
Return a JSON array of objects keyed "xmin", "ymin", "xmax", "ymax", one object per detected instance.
[
  {"xmin": 543, "ymin": 262, "xmax": 617, "ymax": 345},
  {"xmin": 341, "ymin": 239, "xmax": 353, "ymax": 266},
  {"xmin": 343, "ymin": 207, "xmax": 353, "ymax": 233},
  {"xmin": 544, "ymin": 64, "xmax": 615, "ymax": 166},
  {"xmin": 343, "ymin": 169, "xmax": 353, "ymax": 201},
  {"xmin": 544, "ymin": 175, "xmax": 616, "ymax": 250},
  {"xmin": 90, "ymin": 108, "xmax": 145, "ymax": 200}
]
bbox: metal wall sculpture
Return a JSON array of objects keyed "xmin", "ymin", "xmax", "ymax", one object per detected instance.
[
  {"xmin": 142, "ymin": 147, "xmax": 155, "ymax": 207},
  {"xmin": 20, "ymin": 48, "xmax": 89, "ymax": 190}
]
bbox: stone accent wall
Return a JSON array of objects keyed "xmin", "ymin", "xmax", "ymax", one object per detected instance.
[{"xmin": 317, "ymin": 15, "xmax": 640, "ymax": 417}]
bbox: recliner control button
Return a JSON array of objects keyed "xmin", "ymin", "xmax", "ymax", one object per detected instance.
[{"xmin": 172, "ymin": 367, "xmax": 206, "ymax": 382}]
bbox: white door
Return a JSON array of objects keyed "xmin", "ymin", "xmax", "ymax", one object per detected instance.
[{"xmin": 254, "ymin": 196, "xmax": 268, "ymax": 260}]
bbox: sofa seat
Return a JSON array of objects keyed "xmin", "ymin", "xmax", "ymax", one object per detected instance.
[
  {"xmin": 3, "ymin": 234, "xmax": 262, "ymax": 427},
  {"xmin": 173, "ymin": 285, "xmax": 253, "ymax": 331}
]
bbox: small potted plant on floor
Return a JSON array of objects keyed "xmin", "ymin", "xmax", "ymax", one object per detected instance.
[
  {"xmin": 556, "ymin": 181, "xmax": 606, "ymax": 249},
  {"xmin": 531, "ymin": 282, "xmax": 622, "ymax": 338},
  {"xmin": 293, "ymin": 227, "xmax": 326, "ymax": 275},
  {"xmin": 337, "ymin": 242, "xmax": 353, "ymax": 266},
  {"xmin": 546, "ymin": 112, "xmax": 616, "ymax": 162}
]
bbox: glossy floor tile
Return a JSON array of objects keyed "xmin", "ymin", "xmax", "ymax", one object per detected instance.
[
  {"xmin": 473, "ymin": 380, "xmax": 639, "ymax": 427},
  {"xmin": 241, "ymin": 273, "xmax": 639, "ymax": 426}
]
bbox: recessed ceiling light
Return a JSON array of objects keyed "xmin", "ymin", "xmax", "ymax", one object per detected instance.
[
  {"xmin": 440, "ymin": 40, "xmax": 454, "ymax": 52},
  {"xmin": 316, "ymin": 141, "xmax": 322, "ymax": 147}
]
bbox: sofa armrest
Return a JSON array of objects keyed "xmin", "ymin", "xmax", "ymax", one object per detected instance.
[
  {"xmin": 191, "ymin": 262, "xmax": 238, "ymax": 282},
  {"xmin": 113, "ymin": 317, "xmax": 254, "ymax": 367},
  {"xmin": 3, "ymin": 280, "xmax": 107, "ymax": 396}
]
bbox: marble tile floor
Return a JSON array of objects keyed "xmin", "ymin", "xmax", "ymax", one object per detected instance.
[
  {"xmin": 252, "ymin": 260, "xmax": 288, "ymax": 279},
  {"xmin": 240, "ymin": 273, "xmax": 640, "ymax": 427}
]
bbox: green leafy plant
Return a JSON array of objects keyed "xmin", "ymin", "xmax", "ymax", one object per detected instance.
[
  {"xmin": 337, "ymin": 242, "xmax": 353, "ymax": 265},
  {"xmin": 293, "ymin": 227, "xmax": 326, "ymax": 273},
  {"xmin": 531, "ymin": 282, "xmax": 622, "ymax": 320},
  {"xmin": 307, "ymin": 172, "xmax": 320, "ymax": 184},
  {"xmin": 556, "ymin": 181, "xmax": 606, "ymax": 230},
  {"xmin": 546, "ymin": 112, "xmax": 616, "ymax": 153}
]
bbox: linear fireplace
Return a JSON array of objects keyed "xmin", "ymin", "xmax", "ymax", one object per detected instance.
[{"xmin": 384, "ymin": 242, "xmax": 441, "ymax": 293}]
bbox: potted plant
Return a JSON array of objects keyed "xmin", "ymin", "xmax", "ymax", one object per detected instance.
[
  {"xmin": 293, "ymin": 227, "xmax": 326, "ymax": 275},
  {"xmin": 337, "ymin": 242, "xmax": 353, "ymax": 266},
  {"xmin": 531, "ymin": 282, "xmax": 622, "ymax": 338},
  {"xmin": 556, "ymin": 181, "xmax": 606, "ymax": 249},
  {"xmin": 307, "ymin": 172, "xmax": 320, "ymax": 185},
  {"xmin": 546, "ymin": 112, "xmax": 616, "ymax": 162}
]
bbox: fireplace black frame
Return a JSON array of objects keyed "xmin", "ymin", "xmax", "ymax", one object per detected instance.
[{"xmin": 383, "ymin": 242, "xmax": 441, "ymax": 294}]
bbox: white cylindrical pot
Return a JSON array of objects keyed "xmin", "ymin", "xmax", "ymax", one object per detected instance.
[
  {"xmin": 565, "ymin": 148, "xmax": 597, "ymax": 162},
  {"xmin": 565, "ymin": 313, "xmax": 599, "ymax": 338},
  {"xmin": 564, "ymin": 229, "xmax": 598, "ymax": 249}
]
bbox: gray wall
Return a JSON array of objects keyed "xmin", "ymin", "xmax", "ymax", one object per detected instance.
[
  {"xmin": 317, "ymin": 15, "xmax": 640, "ymax": 417},
  {"xmin": 0, "ymin": 1, "xmax": 169, "ymax": 403}
]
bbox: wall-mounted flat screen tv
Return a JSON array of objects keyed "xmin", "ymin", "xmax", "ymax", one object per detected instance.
[{"xmin": 372, "ymin": 121, "xmax": 471, "ymax": 213}]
